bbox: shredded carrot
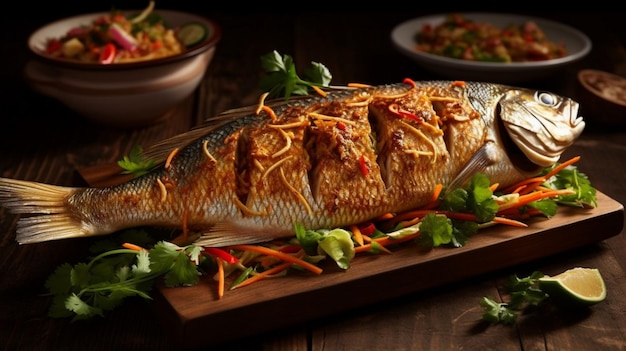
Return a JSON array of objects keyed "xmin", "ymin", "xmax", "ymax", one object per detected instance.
[
  {"xmin": 431, "ymin": 184, "xmax": 443, "ymax": 202},
  {"xmin": 398, "ymin": 216, "xmax": 421, "ymax": 229},
  {"xmin": 501, "ymin": 156, "xmax": 581, "ymax": 195},
  {"xmin": 261, "ymin": 105, "xmax": 278, "ymax": 122},
  {"xmin": 498, "ymin": 189, "xmax": 575, "ymax": 212},
  {"xmin": 164, "ymin": 148, "xmax": 179, "ymax": 170},
  {"xmin": 417, "ymin": 184, "xmax": 444, "ymax": 210},
  {"xmin": 228, "ymin": 245, "xmax": 323, "ymax": 275},
  {"xmin": 311, "ymin": 85, "xmax": 327, "ymax": 97},
  {"xmin": 501, "ymin": 176, "xmax": 545, "ymax": 194},
  {"xmin": 350, "ymin": 225, "xmax": 364, "ymax": 246},
  {"xmin": 544, "ymin": 155, "xmax": 581, "ymax": 179},
  {"xmin": 354, "ymin": 232, "xmax": 420, "ymax": 253},
  {"xmin": 231, "ymin": 261, "xmax": 292, "ymax": 290},
  {"xmin": 347, "ymin": 82, "xmax": 372, "ymax": 88},
  {"xmin": 216, "ymin": 257, "xmax": 225, "ymax": 299},
  {"xmin": 122, "ymin": 242, "xmax": 146, "ymax": 251},
  {"xmin": 510, "ymin": 185, "xmax": 527, "ymax": 194},
  {"xmin": 373, "ymin": 212, "xmax": 395, "ymax": 221},
  {"xmin": 489, "ymin": 183, "xmax": 499, "ymax": 193},
  {"xmin": 492, "ymin": 217, "xmax": 528, "ymax": 227}
]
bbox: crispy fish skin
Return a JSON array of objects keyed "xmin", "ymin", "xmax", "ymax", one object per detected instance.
[{"xmin": 0, "ymin": 80, "xmax": 585, "ymax": 246}]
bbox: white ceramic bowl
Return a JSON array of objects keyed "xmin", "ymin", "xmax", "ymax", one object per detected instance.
[
  {"xmin": 391, "ymin": 13, "xmax": 591, "ymax": 84},
  {"xmin": 24, "ymin": 9, "xmax": 221, "ymax": 128}
]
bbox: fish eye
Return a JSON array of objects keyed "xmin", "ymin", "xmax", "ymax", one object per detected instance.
[{"xmin": 535, "ymin": 91, "xmax": 558, "ymax": 106}]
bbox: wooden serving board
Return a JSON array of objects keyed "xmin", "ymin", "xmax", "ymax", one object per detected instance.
[
  {"xmin": 150, "ymin": 192, "xmax": 623, "ymax": 349},
  {"xmin": 76, "ymin": 164, "xmax": 624, "ymax": 348}
]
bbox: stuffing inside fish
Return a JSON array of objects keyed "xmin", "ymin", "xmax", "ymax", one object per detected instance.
[{"xmin": 0, "ymin": 80, "xmax": 585, "ymax": 246}]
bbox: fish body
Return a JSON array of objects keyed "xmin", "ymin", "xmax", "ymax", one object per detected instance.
[{"xmin": 0, "ymin": 80, "xmax": 585, "ymax": 246}]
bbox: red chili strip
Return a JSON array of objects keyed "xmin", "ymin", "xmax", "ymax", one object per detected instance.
[
  {"xmin": 388, "ymin": 104, "xmax": 423, "ymax": 123},
  {"xmin": 203, "ymin": 247, "xmax": 239, "ymax": 264},
  {"xmin": 359, "ymin": 155, "xmax": 369, "ymax": 177},
  {"xmin": 278, "ymin": 245, "xmax": 302, "ymax": 254},
  {"xmin": 402, "ymin": 77, "xmax": 416, "ymax": 89},
  {"xmin": 358, "ymin": 222, "xmax": 376, "ymax": 236}
]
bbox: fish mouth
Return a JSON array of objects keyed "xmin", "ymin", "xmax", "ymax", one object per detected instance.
[{"xmin": 500, "ymin": 93, "xmax": 585, "ymax": 168}]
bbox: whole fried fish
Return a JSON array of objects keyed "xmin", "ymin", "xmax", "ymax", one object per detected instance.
[{"xmin": 0, "ymin": 80, "xmax": 585, "ymax": 246}]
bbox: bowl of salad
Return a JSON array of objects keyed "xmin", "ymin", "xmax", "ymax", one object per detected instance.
[
  {"xmin": 391, "ymin": 13, "xmax": 591, "ymax": 83},
  {"xmin": 24, "ymin": 2, "xmax": 221, "ymax": 128}
]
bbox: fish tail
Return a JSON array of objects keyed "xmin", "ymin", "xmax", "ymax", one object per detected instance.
[{"xmin": 0, "ymin": 177, "xmax": 88, "ymax": 244}]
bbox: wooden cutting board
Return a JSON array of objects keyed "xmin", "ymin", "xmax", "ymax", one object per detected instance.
[
  {"xmin": 76, "ymin": 164, "xmax": 624, "ymax": 349},
  {"xmin": 152, "ymin": 192, "xmax": 623, "ymax": 349}
]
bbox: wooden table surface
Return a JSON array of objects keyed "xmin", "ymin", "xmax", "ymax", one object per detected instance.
[{"xmin": 1, "ymin": 7, "xmax": 626, "ymax": 351}]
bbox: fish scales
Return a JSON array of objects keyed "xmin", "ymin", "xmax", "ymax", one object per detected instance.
[{"xmin": 0, "ymin": 80, "xmax": 585, "ymax": 246}]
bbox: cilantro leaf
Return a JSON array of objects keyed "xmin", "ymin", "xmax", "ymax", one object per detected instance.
[
  {"xmin": 542, "ymin": 164, "xmax": 597, "ymax": 208},
  {"xmin": 45, "ymin": 240, "xmax": 205, "ymax": 320},
  {"xmin": 259, "ymin": 50, "xmax": 332, "ymax": 100},
  {"xmin": 117, "ymin": 145, "xmax": 156, "ymax": 177},
  {"xmin": 480, "ymin": 297, "xmax": 517, "ymax": 325},
  {"xmin": 417, "ymin": 213, "xmax": 453, "ymax": 247},
  {"xmin": 480, "ymin": 271, "xmax": 549, "ymax": 325},
  {"xmin": 467, "ymin": 173, "xmax": 498, "ymax": 223}
]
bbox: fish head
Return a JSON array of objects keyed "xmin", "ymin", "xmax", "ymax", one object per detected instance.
[{"xmin": 498, "ymin": 88, "xmax": 585, "ymax": 168}]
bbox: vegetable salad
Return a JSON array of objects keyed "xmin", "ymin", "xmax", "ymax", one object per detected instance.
[
  {"xmin": 414, "ymin": 13, "xmax": 568, "ymax": 63},
  {"xmin": 44, "ymin": 2, "xmax": 187, "ymax": 64}
]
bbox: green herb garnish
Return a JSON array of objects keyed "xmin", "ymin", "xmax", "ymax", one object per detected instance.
[
  {"xmin": 117, "ymin": 145, "xmax": 156, "ymax": 177},
  {"xmin": 481, "ymin": 271, "xmax": 549, "ymax": 325},
  {"xmin": 259, "ymin": 50, "xmax": 332, "ymax": 100},
  {"xmin": 45, "ymin": 237, "xmax": 202, "ymax": 320}
]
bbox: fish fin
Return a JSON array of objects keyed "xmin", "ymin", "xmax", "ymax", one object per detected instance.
[
  {"xmin": 192, "ymin": 222, "xmax": 286, "ymax": 247},
  {"xmin": 141, "ymin": 126, "xmax": 220, "ymax": 164},
  {"xmin": 0, "ymin": 178, "xmax": 90, "ymax": 244},
  {"xmin": 445, "ymin": 142, "xmax": 500, "ymax": 194},
  {"xmin": 142, "ymin": 99, "xmax": 290, "ymax": 163}
]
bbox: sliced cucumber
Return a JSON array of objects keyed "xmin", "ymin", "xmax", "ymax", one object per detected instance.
[{"xmin": 178, "ymin": 22, "xmax": 208, "ymax": 48}]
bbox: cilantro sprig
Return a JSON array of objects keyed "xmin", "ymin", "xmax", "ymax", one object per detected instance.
[
  {"xmin": 45, "ymin": 234, "xmax": 202, "ymax": 320},
  {"xmin": 481, "ymin": 271, "xmax": 548, "ymax": 325},
  {"xmin": 259, "ymin": 50, "xmax": 332, "ymax": 100},
  {"xmin": 117, "ymin": 145, "xmax": 156, "ymax": 177}
]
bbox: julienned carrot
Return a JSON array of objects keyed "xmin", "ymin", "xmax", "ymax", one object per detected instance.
[
  {"xmin": 501, "ymin": 155, "xmax": 581, "ymax": 195},
  {"xmin": 498, "ymin": 189, "xmax": 575, "ymax": 212},
  {"xmin": 350, "ymin": 225, "xmax": 364, "ymax": 246},
  {"xmin": 216, "ymin": 257, "xmax": 225, "ymax": 299},
  {"xmin": 431, "ymin": 184, "xmax": 443, "ymax": 202},
  {"xmin": 354, "ymin": 232, "xmax": 420, "ymax": 253},
  {"xmin": 492, "ymin": 217, "xmax": 528, "ymax": 227},
  {"xmin": 228, "ymin": 244, "xmax": 323, "ymax": 275},
  {"xmin": 312, "ymin": 85, "xmax": 327, "ymax": 97},
  {"xmin": 231, "ymin": 261, "xmax": 292, "ymax": 290},
  {"xmin": 500, "ymin": 176, "xmax": 545, "ymax": 194},
  {"xmin": 489, "ymin": 183, "xmax": 500, "ymax": 192},
  {"xmin": 372, "ymin": 212, "xmax": 395, "ymax": 221},
  {"xmin": 543, "ymin": 155, "xmax": 581, "ymax": 180},
  {"xmin": 122, "ymin": 242, "xmax": 146, "ymax": 251},
  {"xmin": 261, "ymin": 105, "xmax": 278, "ymax": 122}
]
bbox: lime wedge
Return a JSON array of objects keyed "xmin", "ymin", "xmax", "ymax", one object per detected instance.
[
  {"xmin": 538, "ymin": 267, "xmax": 607, "ymax": 307},
  {"xmin": 178, "ymin": 23, "xmax": 208, "ymax": 48}
]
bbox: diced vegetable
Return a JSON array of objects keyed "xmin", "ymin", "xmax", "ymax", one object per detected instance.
[
  {"xmin": 178, "ymin": 22, "xmax": 208, "ymax": 47},
  {"xmin": 99, "ymin": 43, "xmax": 117, "ymax": 64},
  {"xmin": 109, "ymin": 23, "xmax": 138, "ymax": 51},
  {"xmin": 61, "ymin": 37, "xmax": 85, "ymax": 58}
]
